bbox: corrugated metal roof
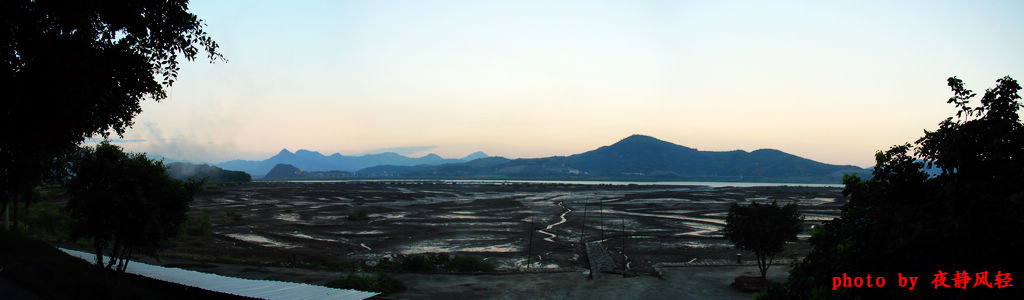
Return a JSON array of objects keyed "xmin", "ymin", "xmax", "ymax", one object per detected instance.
[{"xmin": 60, "ymin": 248, "xmax": 378, "ymax": 300}]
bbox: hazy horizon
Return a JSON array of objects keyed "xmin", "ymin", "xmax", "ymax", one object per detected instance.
[{"xmin": 93, "ymin": 0, "xmax": 1024, "ymax": 167}]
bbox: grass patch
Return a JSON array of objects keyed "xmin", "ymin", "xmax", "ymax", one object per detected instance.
[
  {"xmin": 377, "ymin": 254, "xmax": 495, "ymax": 273},
  {"xmin": 324, "ymin": 273, "xmax": 405, "ymax": 294}
]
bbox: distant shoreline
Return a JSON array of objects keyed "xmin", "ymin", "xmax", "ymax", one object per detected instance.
[{"xmin": 250, "ymin": 179, "xmax": 845, "ymax": 188}]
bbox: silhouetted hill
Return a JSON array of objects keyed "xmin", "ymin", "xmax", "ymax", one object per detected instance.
[
  {"xmin": 461, "ymin": 151, "xmax": 489, "ymax": 161},
  {"xmin": 354, "ymin": 135, "xmax": 869, "ymax": 183},
  {"xmin": 263, "ymin": 163, "xmax": 352, "ymax": 180},
  {"xmin": 165, "ymin": 162, "xmax": 251, "ymax": 183},
  {"xmin": 264, "ymin": 163, "xmax": 303, "ymax": 179},
  {"xmin": 216, "ymin": 149, "xmax": 489, "ymax": 177},
  {"xmin": 357, "ymin": 157, "xmax": 513, "ymax": 178}
]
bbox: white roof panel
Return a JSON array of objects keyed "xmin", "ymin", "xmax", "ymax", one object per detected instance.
[{"xmin": 60, "ymin": 248, "xmax": 378, "ymax": 300}]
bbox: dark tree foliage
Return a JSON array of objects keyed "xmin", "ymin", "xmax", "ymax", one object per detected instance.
[
  {"xmin": 66, "ymin": 142, "xmax": 200, "ymax": 272},
  {"xmin": 759, "ymin": 76, "xmax": 1024, "ymax": 299},
  {"xmin": 725, "ymin": 201, "xmax": 803, "ymax": 279},
  {"xmin": 0, "ymin": 0, "xmax": 220, "ymax": 231}
]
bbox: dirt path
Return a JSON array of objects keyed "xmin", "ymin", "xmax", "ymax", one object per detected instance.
[{"xmin": 585, "ymin": 241, "xmax": 615, "ymax": 279}]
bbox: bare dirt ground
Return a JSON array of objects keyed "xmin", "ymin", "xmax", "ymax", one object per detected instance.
[
  {"xmin": 390, "ymin": 265, "xmax": 789, "ymax": 300},
  {"xmin": 142, "ymin": 181, "xmax": 844, "ymax": 298}
]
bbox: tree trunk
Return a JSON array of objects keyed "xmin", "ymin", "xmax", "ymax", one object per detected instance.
[
  {"xmin": 10, "ymin": 194, "xmax": 17, "ymax": 232},
  {"xmin": 757, "ymin": 252, "xmax": 768, "ymax": 279},
  {"xmin": 527, "ymin": 216, "xmax": 534, "ymax": 271},
  {"xmin": 95, "ymin": 242, "xmax": 104, "ymax": 268},
  {"xmin": 105, "ymin": 240, "xmax": 120, "ymax": 270},
  {"xmin": 118, "ymin": 248, "xmax": 133, "ymax": 273},
  {"xmin": 2, "ymin": 201, "xmax": 8, "ymax": 231}
]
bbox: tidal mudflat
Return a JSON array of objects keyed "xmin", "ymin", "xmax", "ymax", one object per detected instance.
[{"xmin": 166, "ymin": 181, "xmax": 844, "ymax": 278}]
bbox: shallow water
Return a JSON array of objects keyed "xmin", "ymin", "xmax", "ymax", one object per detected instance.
[
  {"xmin": 225, "ymin": 233, "xmax": 297, "ymax": 249},
  {"xmin": 538, "ymin": 201, "xmax": 573, "ymax": 243}
]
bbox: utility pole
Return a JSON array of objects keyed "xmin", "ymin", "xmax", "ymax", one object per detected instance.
[
  {"xmin": 579, "ymin": 199, "xmax": 588, "ymax": 246},
  {"xmin": 599, "ymin": 199, "xmax": 604, "ymax": 240},
  {"xmin": 622, "ymin": 216, "xmax": 626, "ymax": 269},
  {"xmin": 527, "ymin": 215, "xmax": 534, "ymax": 271}
]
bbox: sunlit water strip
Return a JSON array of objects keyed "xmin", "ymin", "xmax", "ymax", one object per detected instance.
[
  {"xmin": 59, "ymin": 248, "xmax": 377, "ymax": 300},
  {"xmin": 538, "ymin": 201, "xmax": 573, "ymax": 243}
]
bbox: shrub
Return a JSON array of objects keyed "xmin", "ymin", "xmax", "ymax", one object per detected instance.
[
  {"xmin": 380, "ymin": 254, "xmax": 494, "ymax": 273},
  {"xmin": 224, "ymin": 210, "xmax": 245, "ymax": 222},
  {"xmin": 322, "ymin": 259, "xmax": 358, "ymax": 272},
  {"xmin": 400, "ymin": 254, "xmax": 437, "ymax": 272},
  {"xmin": 16, "ymin": 201, "xmax": 70, "ymax": 242},
  {"xmin": 448, "ymin": 255, "xmax": 495, "ymax": 272},
  {"xmin": 324, "ymin": 273, "xmax": 406, "ymax": 294},
  {"xmin": 347, "ymin": 210, "xmax": 369, "ymax": 221},
  {"xmin": 180, "ymin": 212, "xmax": 212, "ymax": 237}
]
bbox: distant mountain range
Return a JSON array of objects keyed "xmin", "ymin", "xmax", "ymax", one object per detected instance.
[
  {"xmin": 353, "ymin": 135, "xmax": 870, "ymax": 183},
  {"xmin": 215, "ymin": 149, "xmax": 489, "ymax": 178}
]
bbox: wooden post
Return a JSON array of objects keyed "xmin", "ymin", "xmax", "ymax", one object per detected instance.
[{"xmin": 621, "ymin": 217, "xmax": 626, "ymax": 257}]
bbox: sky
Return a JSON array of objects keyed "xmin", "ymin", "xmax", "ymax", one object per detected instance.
[{"xmin": 107, "ymin": 0, "xmax": 1024, "ymax": 167}]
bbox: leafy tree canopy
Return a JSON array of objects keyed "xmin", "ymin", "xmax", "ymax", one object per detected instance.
[
  {"xmin": 66, "ymin": 142, "xmax": 200, "ymax": 272},
  {"xmin": 725, "ymin": 201, "xmax": 803, "ymax": 279},
  {"xmin": 1, "ymin": 0, "xmax": 220, "ymax": 230},
  {"xmin": 760, "ymin": 76, "xmax": 1024, "ymax": 299}
]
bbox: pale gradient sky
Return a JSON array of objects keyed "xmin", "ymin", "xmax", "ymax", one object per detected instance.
[{"xmin": 109, "ymin": 0, "xmax": 1024, "ymax": 167}]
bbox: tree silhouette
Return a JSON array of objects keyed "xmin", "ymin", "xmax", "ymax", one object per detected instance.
[
  {"xmin": 724, "ymin": 201, "xmax": 802, "ymax": 279},
  {"xmin": 759, "ymin": 76, "xmax": 1024, "ymax": 299},
  {"xmin": 66, "ymin": 142, "xmax": 200, "ymax": 272},
  {"xmin": 0, "ymin": 0, "xmax": 221, "ymax": 231}
]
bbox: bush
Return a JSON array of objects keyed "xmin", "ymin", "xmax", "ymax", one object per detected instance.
[
  {"xmin": 223, "ymin": 210, "xmax": 245, "ymax": 222},
  {"xmin": 16, "ymin": 201, "xmax": 70, "ymax": 242},
  {"xmin": 336, "ymin": 260, "xmax": 362, "ymax": 272},
  {"xmin": 180, "ymin": 212, "xmax": 212, "ymax": 237},
  {"xmin": 324, "ymin": 273, "xmax": 406, "ymax": 294},
  {"xmin": 378, "ymin": 254, "xmax": 494, "ymax": 273},
  {"xmin": 400, "ymin": 254, "xmax": 438, "ymax": 272},
  {"xmin": 347, "ymin": 210, "xmax": 369, "ymax": 221},
  {"xmin": 199, "ymin": 184, "xmax": 224, "ymax": 193},
  {"xmin": 448, "ymin": 255, "xmax": 495, "ymax": 272}
]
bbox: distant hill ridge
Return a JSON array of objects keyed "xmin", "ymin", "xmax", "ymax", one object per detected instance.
[
  {"xmin": 263, "ymin": 163, "xmax": 352, "ymax": 180},
  {"xmin": 354, "ymin": 135, "xmax": 870, "ymax": 183},
  {"xmin": 215, "ymin": 149, "xmax": 490, "ymax": 177},
  {"xmin": 165, "ymin": 162, "xmax": 251, "ymax": 183}
]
